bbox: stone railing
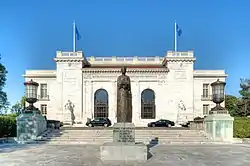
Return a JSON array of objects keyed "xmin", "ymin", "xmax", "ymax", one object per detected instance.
[
  {"xmin": 166, "ymin": 51, "xmax": 194, "ymax": 57},
  {"xmin": 86, "ymin": 56, "xmax": 164, "ymax": 63},
  {"xmin": 56, "ymin": 51, "xmax": 83, "ymax": 58},
  {"xmin": 201, "ymin": 95, "xmax": 212, "ymax": 101},
  {"xmin": 38, "ymin": 95, "xmax": 50, "ymax": 101}
]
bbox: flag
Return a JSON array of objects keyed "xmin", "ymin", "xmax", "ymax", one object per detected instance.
[
  {"xmin": 75, "ymin": 26, "xmax": 81, "ymax": 40},
  {"xmin": 176, "ymin": 24, "xmax": 182, "ymax": 36}
]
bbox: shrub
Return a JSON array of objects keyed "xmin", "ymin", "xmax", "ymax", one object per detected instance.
[
  {"xmin": 0, "ymin": 115, "xmax": 16, "ymax": 138},
  {"xmin": 234, "ymin": 117, "xmax": 250, "ymax": 138}
]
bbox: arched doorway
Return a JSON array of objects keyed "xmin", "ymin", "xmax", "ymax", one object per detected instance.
[
  {"xmin": 94, "ymin": 89, "xmax": 109, "ymax": 118},
  {"xmin": 141, "ymin": 89, "xmax": 156, "ymax": 119}
]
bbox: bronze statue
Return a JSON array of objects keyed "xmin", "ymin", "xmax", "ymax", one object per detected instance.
[{"xmin": 117, "ymin": 66, "xmax": 132, "ymax": 122}]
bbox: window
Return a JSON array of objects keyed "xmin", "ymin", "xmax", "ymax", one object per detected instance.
[
  {"xmin": 141, "ymin": 89, "xmax": 156, "ymax": 119},
  {"xmin": 203, "ymin": 104, "xmax": 209, "ymax": 115},
  {"xmin": 202, "ymin": 84, "xmax": 209, "ymax": 97},
  {"xmin": 41, "ymin": 104, "xmax": 47, "ymax": 115},
  {"xmin": 94, "ymin": 89, "xmax": 109, "ymax": 118},
  {"xmin": 40, "ymin": 84, "xmax": 48, "ymax": 98}
]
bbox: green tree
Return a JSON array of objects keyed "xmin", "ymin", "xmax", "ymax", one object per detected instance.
[
  {"xmin": 11, "ymin": 96, "xmax": 26, "ymax": 115},
  {"xmin": 239, "ymin": 79, "xmax": 250, "ymax": 116},
  {"xmin": 0, "ymin": 55, "xmax": 9, "ymax": 113},
  {"xmin": 225, "ymin": 94, "xmax": 240, "ymax": 116}
]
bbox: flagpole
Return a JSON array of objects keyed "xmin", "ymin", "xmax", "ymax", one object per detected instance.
[
  {"xmin": 73, "ymin": 21, "xmax": 76, "ymax": 52},
  {"xmin": 174, "ymin": 20, "xmax": 177, "ymax": 52}
]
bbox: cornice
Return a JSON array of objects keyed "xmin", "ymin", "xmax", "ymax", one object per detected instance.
[
  {"xmin": 53, "ymin": 58, "xmax": 83, "ymax": 62},
  {"xmin": 165, "ymin": 57, "xmax": 196, "ymax": 62},
  {"xmin": 82, "ymin": 67, "xmax": 169, "ymax": 73},
  {"xmin": 193, "ymin": 75, "xmax": 228, "ymax": 78},
  {"xmin": 23, "ymin": 75, "xmax": 56, "ymax": 78}
]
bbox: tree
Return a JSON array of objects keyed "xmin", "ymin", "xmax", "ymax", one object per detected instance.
[
  {"xmin": 11, "ymin": 96, "xmax": 26, "ymax": 115},
  {"xmin": 239, "ymin": 79, "xmax": 250, "ymax": 116},
  {"xmin": 225, "ymin": 95, "xmax": 240, "ymax": 116},
  {"xmin": 0, "ymin": 55, "xmax": 9, "ymax": 113},
  {"xmin": 11, "ymin": 102, "xmax": 22, "ymax": 115}
]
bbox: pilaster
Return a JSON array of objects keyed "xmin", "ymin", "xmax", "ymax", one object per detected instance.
[
  {"xmin": 82, "ymin": 80, "xmax": 87, "ymax": 120},
  {"xmin": 110, "ymin": 81, "xmax": 117, "ymax": 123},
  {"xmin": 86, "ymin": 81, "xmax": 93, "ymax": 120}
]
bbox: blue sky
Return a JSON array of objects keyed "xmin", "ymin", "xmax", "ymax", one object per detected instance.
[{"xmin": 0, "ymin": 0, "xmax": 250, "ymax": 106}]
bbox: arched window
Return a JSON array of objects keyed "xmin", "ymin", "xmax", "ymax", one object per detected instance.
[
  {"xmin": 141, "ymin": 89, "xmax": 155, "ymax": 119},
  {"xmin": 94, "ymin": 89, "xmax": 109, "ymax": 118}
]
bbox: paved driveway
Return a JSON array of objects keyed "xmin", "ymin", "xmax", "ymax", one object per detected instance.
[{"xmin": 0, "ymin": 143, "xmax": 250, "ymax": 166}]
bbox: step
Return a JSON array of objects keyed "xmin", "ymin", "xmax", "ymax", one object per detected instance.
[
  {"xmin": 46, "ymin": 135, "xmax": 205, "ymax": 138},
  {"xmin": 45, "ymin": 136, "xmax": 207, "ymax": 139},
  {"xmin": 55, "ymin": 132, "xmax": 201, "ymax": 135},
  {"xmin": 49, "ymin": 130, "xmax": 202, "ymax": 134},
  {"xmin": 55, "ymin": 131, "xmax": 201, "ymax": 134},
  {"xmin": 45, "ymin": 135, "xmax": 207, "ymax": 139},
  {"xmin": 45, "ymin": 134, "xmax": 206, "ymax": 137},
  {"xmin": 40, "ymin": 140, "xmax": 221, "ymax": 145},
  {"xmin": 62, "ymin": 130, "xmax": 194, "ymax": 132},
  {"xmin": 49, "ymin": 130, "xmax": 203, "ymax": 134},
  {"xmin": 44, "ymin": 135, "xmax": 206, "ymax": 139},
  {"xmin": 57, "ymin": 130, "xmax": 201, "ymax": 132},
  {"xmin": 42, "ymin": 138, "xmax": 209, "ymax": 142}
]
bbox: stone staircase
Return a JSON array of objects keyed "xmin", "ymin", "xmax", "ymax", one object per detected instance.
[{"xmin": 39, "ymin": 127, "xmax": 217, "ymax": 145}]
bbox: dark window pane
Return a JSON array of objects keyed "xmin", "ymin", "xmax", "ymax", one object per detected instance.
[
  {"xmin": 141, "ymin": 89, "xmax": 155, "ymax": 119},
  {"xmin": 94, "ymin": 89, "xmax": 109, "ymax": 118}
]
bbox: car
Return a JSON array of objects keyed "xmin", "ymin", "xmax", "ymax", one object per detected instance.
[
  {"xmin": 86, "ymin": 117, "xmax": 112, "ymax": 127},
  {"xmin": 147, "ymin": 119, "xmax": 175, "ymax": 127}
]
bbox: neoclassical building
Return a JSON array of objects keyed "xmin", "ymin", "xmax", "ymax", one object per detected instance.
[{"xmin": 23, "ymin": 51, "xmax": 227, "ymax": 126}]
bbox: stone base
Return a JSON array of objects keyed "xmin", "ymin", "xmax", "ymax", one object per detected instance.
[
  {"xmin": 204, "ymin": 113, "xmax": 234, "ymax": 142},
  {"xmin": 113, "ymin": 123, "xmax": 135, "ymax": 143},
  {"xmin": 100, "ymin": 142, "xmax": 148, "ymax": 162},
  {"xmin": 16, "ymin": 111, "xmax": 47, "ymax": 142}
]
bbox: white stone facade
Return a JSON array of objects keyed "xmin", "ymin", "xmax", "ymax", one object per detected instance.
[{"xmin": 23, "ymin": 51, "xmax": 227, "ymax": 127}]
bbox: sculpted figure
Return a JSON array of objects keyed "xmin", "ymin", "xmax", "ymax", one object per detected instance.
[
  {"xmin": 116, "ymin": 66, "xmax": 132, "ymax": 122},
  {"xmin": 65, "ymin": 100, "xmax": 75, "ymax": 125},
  {"xmin": 176, "ymin": 100, "xmax": 187, "ymax": 125}
]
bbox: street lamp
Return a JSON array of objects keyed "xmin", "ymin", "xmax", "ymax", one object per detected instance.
[
  {"xmin": 24, "ymin": 79, "xmax": 39, "ymax": 112},
  {"xmin": 210, "ymin": 79, "xmax": 228, "ymax": 114}
]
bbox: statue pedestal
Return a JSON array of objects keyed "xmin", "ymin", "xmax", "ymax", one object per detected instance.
[
  {"xmin": 16, "ymin": 111, "xmax": 47, "ymax": 143},
  {"xmin": 204, "ymin": 113, "xmax": 234, "ymax": 142},
  {"xmin": 100, "ymin": 123, "xmax": 148, "ymax": 162},
  {"xmin": 113, "ymin": 123, "xmax": 135, "ymax": 143}
]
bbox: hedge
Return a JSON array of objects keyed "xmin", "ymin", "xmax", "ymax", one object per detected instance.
[
  {"xmin": 233, "ymin": 117, "xmax": 250, "ymax": 138},
  {"xmin": 0, "ymin": 115, "xmax": 17, "ymax": 138}
]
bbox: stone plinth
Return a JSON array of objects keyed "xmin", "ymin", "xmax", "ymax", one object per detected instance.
[
  {"xmin": 100, "ymin": 142, "xmax": 148, "ymax": 162},
  {"xmin": 16, "ymin": 111, "xmax": 47, "ymax": 143},
  {"xmin": 204, "ymin": 113, "xmax": 234, "ymax": 142},
  {"xmin": 100, "ymin": 122, "xmax": 148, "ymax": 162},
  {"xmin": 113, "ymin": 123, "xmax": 135, "ymax": 143}
]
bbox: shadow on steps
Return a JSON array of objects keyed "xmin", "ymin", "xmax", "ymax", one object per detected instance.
[{"xmin": 147, "ymin": 137, "xmax": 159, "ymax": 159}]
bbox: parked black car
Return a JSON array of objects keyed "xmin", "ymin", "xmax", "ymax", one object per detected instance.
[
  {"xmin": 148, "ymin": 119, "xmax": 175, "ymax": 127},
  {"xmin": 86, "ymin": 118, "xmax": 112, "ymax": 127}
]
